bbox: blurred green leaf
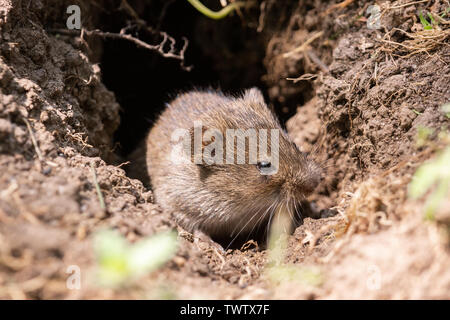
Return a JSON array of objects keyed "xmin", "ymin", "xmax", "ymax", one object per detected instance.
[
  {"xmin": 419, "ymin": 12, "xmax": 433, "ymax": 30},
  {"xmin": 416, "ymin": 126, "xmax": 434, "ymax": 147},
  {"xmin": 427, "ymin": 12, "xmax": 437, "ymax": 25},
  {"xmin": 442, "ymin": 103, "xmax": 450, "ymax": 119},
  {"xmin": 266, "ymin": 264, "xmax": 323, "ymax": 287},
  {"xmin": 408, "ymin": 147, "xmax": 450, "ymax": 219},
  {"xmin": 93, "ymin": 229, "xmax": 178, "ymax": 287},
  {"xmin": 408, "ymin": 161, "xmax": 441, "ymax": 199},
  {"xmin": 423, "ymin": 177, "xmax": 450, "ymax": 220},
  {"xmin": 128, "ymin": 232, "xmax": 178, "ymax": 274}
]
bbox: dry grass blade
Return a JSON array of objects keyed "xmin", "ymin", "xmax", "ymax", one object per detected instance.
[
  {"xmin": 378, "ymin": 27, "xmax": 450, "ymax": 58},
  {"xmin": 287, "ymin": 73, "xmax": 318, "ymax": 83},
  {"xmin": 282, "ymin": 31, "xmax": 324, "ymax": 58},
  {"xmin": 23, "ymin": 118, "xmax": 44, "ymax": 162},
  {"xmin": 90, "ymin": 162, "xmax": 106, "ymax": 212}
]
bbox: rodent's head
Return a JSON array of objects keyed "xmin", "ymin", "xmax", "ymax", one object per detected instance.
[
  {"xmin": 188, "ymin": 88, "xmax": 322, "ymax": 231},
  {"xmin": 197, "ymin": 132, "xmax": 322, "ymax": 207}
]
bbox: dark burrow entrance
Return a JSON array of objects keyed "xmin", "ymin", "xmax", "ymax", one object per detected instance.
[
  {"xmin": 94, "ymin": 1, "xmax": 315, "ymax": 182},
  {"xmin": 79, "ymin": 0, "xmax": 328, "ymax": 248},
  {"xmin": 99, "ymin": 0, "xmax": 267, "ymax": 162}
]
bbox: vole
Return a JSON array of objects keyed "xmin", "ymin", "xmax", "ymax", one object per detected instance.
[{"xmin": 145, "ymin": 88, "xmax": 321, "ymax": 243}]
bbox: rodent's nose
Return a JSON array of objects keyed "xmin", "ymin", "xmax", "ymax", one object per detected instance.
[
  {"xmin": 303, "ymin": 173, "xmax": 321, "ymax": 194},
  {"xmin": 302, "ymin": 163, "xmax": 322, "ymax": 194}
]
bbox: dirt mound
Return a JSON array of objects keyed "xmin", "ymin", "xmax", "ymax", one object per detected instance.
[{"xmin": 0, "ymin": 0, "xmax": 449, "ymax": 299}]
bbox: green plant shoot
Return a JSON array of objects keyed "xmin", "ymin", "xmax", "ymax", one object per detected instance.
[
  {"xmin": 419, "ymin": 12, "xmax": 433, "ymax": 30},
  {"xmin": 265, "ymin": 206, "xmax": 323, "ymax": 286},
  {"xmin": 186, "ymin": 0, "xmax": 245, "ymax": 20}
]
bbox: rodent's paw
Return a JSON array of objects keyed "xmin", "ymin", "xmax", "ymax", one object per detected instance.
[{"xmin": 193, "ymin": 229, "xmax": 226, "ymax": 254}]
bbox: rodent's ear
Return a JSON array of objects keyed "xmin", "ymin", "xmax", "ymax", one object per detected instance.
[{"xmin": 243, "ymin": 87, "xmax": 265, "ymax": 104}]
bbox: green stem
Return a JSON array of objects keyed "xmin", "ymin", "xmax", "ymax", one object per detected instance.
[
  {"xmin": 90, "ymin": 162, "xmax": 106, "ymax": 211},
  {"xmin": 186, "ymin": 0, "xmax": 245, "ymax": 20}
]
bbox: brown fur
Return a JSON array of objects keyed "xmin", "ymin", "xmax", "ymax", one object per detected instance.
[{"xmin": 146, "ymin": 88, "xmax": 321, "ymax": 240}]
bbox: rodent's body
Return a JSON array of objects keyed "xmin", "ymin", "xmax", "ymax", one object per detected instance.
[{"xmin": 146, "ymin": 88, "xmax": 320, "ymax": 240}]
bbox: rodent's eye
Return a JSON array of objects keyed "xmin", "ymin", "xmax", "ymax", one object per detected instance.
[{"xmin": 256, "ymin": 161, "xmax": 271, "ymax": 170}]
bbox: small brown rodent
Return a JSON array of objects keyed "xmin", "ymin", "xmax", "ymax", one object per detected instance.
[{"xmin": 146, "ymin": 88, "xmax": 321, "ymax": 242}]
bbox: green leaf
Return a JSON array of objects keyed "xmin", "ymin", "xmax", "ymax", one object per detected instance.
[
  {"xmin": 408, "ymin": 147, "xmax": 450, "ymax": 219},
  {"xmin": 266, "ymin": 265, "xmax": 323, "ymax": 286},
  {"xmin": 93, "ymin": 229, "xmax": 129, "ymax": 286},
  {"xmin": 419, "ymin": 12, "xmax": 433, "ymax": 30},
  {"xmin": 442, "ymin": 103, "xmax": 450, "ymax": 119},
  {"xmin": 423, "ymin": 177, "xmax": 450, "ymax": 220},
  {"xmin": 427, "ymin": 12, "xmax": 437, "ymax": 25},
  {"xmin": 408, "ymin": 161, "xmax": 441, "ymax": 199},
  {"xmin": 128, "ymin": 231, "xmax": 178, "ymax": 275},
  {"xmin": 416, "ymin": 126, "xmax": 434, "ymax": 147},
  {"xmin": 93, "ymin": 229, "xmax": 178, "ymax": 287}
]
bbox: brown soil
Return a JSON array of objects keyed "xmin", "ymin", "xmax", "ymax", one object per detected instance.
[{"xmin": 0, "ymin": 0, "xmax": 449, "ymax": 299}]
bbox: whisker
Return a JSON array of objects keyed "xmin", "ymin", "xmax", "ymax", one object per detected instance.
[
  {"xmin": 244, "ymin": 198, "xmax": 278, "ymax": 245},
  {"xmin": 226, "ymin": 198, "xmax": 278, "ymax": 250},
  {"xmin": 292, "ymin": 198, "xmax": 302, "ymax": 226},
  {"xmin": 226, "ymin": 209, "xmax": 262, "ymax": 250}
]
